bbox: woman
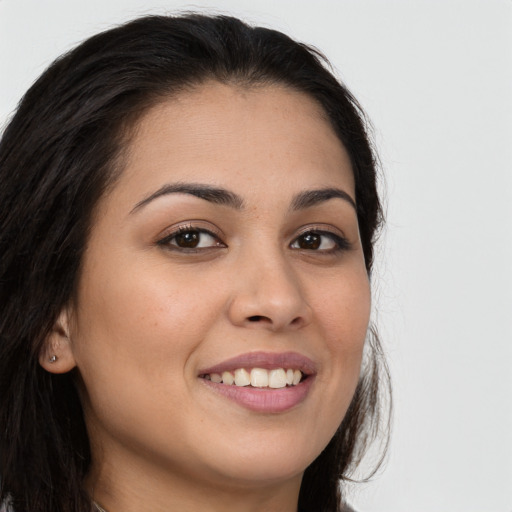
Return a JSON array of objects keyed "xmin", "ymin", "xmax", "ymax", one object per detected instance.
[{"xmin": 0, "ymin": 13, "xmax": 389, "ymax": 512}]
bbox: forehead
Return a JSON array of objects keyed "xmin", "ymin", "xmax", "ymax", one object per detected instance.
[{"xmin": 110, "ymin": 81, "xmax": 355, "ymax": 209}]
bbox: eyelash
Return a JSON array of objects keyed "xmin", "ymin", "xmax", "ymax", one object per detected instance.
[
  {"xmin": 156, "ymin": 224, "xmax": 350, "ymax": 254},
  {"xmin": 157, "ymin": 224, "xmax": 225, "ymax": 252},
  {"xmin": 291, "ymin": 229, "xmax": 350, "ymax": 253}
]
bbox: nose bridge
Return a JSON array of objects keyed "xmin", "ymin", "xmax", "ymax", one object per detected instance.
[
  {"xmin": 227, "ymin": 240, "xmax": 312, "ymax": 331},
  {"xmin": 249, "ymin": 246, "xmax": 299, "ymax": 303}
]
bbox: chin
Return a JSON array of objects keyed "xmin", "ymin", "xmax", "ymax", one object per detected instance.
[{"xmin": 197, "ymin": 431, "xmax": 322, "ymax": 487}]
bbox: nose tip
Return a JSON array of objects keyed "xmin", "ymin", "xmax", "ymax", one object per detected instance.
[{"xmin": 227, "ymin": 264, "xmax": 313, "ymax": 332}]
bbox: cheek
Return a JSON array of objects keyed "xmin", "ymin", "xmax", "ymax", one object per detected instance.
[
  {"xmin": 317, "ymin": 268, "xmax": 371, "ymax": 349},
  {"xmin": 72, "ymin": 259, "xmax": 221, "ymax": 363},
  {"xmin": 69, "ymin": 260, "xmax": 225, "ymax": 442},
  {"xmin": 311, "ymin": 267, "xmax": 371, "ymax": 400}
]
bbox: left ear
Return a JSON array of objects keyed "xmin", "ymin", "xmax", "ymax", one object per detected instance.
[{"xmin": 39, "ymin": 307, "xmax": 77, "ymax": 374}]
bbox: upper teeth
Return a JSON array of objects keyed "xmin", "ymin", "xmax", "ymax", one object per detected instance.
[{"xmin": 204, "ymin": 368, "xmax": 303, "ymax": 388}]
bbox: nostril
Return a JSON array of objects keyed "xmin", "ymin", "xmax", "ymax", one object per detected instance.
[{"xmin": 248, "ymin": 315, "xmax": 266, "ymax": 322}]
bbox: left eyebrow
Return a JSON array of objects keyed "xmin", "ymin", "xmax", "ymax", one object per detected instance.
[{"xmin": 290, "ymin": 188, "xmax": 356, "ymax": 212}]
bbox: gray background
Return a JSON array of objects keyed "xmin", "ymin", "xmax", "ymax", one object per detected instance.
[{"xmin": 1, "ymin": 1, "xmax": 511, "ymax": 510}]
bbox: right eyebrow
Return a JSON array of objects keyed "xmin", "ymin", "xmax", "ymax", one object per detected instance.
[{"xmin": 130, "ymin": 183, "xmax": 245, "ymax": 214}]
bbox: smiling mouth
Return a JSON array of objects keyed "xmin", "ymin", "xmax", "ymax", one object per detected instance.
[
  {"xmin": 199, "ymin": 367, "xmax": 305, "ymax": 388},
  {"xmin": 198, "ymin": 353, "xmax": 315, "ymax": 412}
]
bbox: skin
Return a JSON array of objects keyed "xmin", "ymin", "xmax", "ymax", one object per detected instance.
[{"xmin": 42, "ymin": 82, "xmax": 371, "ymax": 512}]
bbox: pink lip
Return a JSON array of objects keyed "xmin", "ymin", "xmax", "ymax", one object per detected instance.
[
  {"xmin": 200, "ymin": 377, "xmax": 314, "ymax": 413},
  {"xmin": 198, "ymin": 351, "xmax": 316, "ymax": 413},
  {"xmin": 198, "ymin": 351, "xmax": 317, "ymax": 376}
]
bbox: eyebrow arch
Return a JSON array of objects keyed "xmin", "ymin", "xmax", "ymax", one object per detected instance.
[
  {"xmin": 130, "ymin": 183, "xmax": 245, "ymax": 213},
  {"xmin": 290, "ymin": 188, "xmax": 357, "ymax": 212}
]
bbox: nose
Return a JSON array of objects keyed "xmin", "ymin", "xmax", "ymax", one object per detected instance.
[{"xmin": 227, "ymin": 250, "xmax": 313, "ymax": 332}]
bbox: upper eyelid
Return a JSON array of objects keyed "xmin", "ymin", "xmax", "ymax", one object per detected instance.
[
  {"xmin": 157, "ymin": 221, "xmax": 224, "ymax": 242},
  {"xmin": 293, "ymin": 224, "xmax": 347, "ymax": 240}
]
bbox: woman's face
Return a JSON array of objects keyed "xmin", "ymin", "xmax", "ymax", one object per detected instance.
[{"xmin": 61, "ymin": 83, "xmax": 370, "ymax": 493}]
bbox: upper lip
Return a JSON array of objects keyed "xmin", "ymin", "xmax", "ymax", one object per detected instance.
[{"xmin": 198, "ymin": 351, "xmax": 317, "ymax": 376}]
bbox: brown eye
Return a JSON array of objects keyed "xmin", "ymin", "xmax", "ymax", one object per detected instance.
[
  {"xmin": 175, "ymin": 230, "xmax": 200, "ymax": 248},
  {"xmin": 291, "ymin": 230, "xmax": 347, "ymax": 252},
  {"xmin": 158, "ymin": 227, "xmax": 224, "ymax": 251},
  {"xmin": 297, "ymin": 233, "xmax": 321, "ymax": 250}
]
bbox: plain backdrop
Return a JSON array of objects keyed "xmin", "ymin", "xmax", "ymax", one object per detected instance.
[{"xmin": 1, "ymin": 1, "xmax": 511, "ymax": 511}]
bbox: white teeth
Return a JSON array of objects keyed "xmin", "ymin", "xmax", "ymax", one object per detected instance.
[
  {"xmin": 250, "ymin": 368, "xmax": 269, "ymax": 387},
  {"xmin": 204, "ymin": 368, "xmax": 304, "ymax": 387},
  {"xmin": 268, "ymin": 368, "xmax": 287, "ymax": 389},
  {"xmin": 234, "ymin": 368, "xmax": 251, "ymax": 387},
  {"xmin": 222, "ymin": 371, "xmax": 234, "ymax": 385}
]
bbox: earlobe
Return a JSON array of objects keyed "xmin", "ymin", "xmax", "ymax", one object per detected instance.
[{"xmin": 39, "ymin": 309, "xmax": 77, "ymax": 374}]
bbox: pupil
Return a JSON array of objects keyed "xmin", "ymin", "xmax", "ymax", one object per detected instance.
[
  {"xmin": 176, "ymin": 231, "xmax": 199, "ymax": 248},
  {"xmin": 300, "ymin": 233, "xmax": 320, "ymax": 250}
]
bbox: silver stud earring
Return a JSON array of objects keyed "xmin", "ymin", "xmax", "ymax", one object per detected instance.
[{"xmin": 49, "ymin": 355, "xmax": 58, "ymax": 363}]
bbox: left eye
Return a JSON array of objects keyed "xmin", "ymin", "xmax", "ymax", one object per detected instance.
[
  {"xmin": 290, "ymin": 231, "xmax": 345, "ymax": 251},
  {"xmin": 159, "ymin": 228, "xmax": 223, "ymax": 250}
]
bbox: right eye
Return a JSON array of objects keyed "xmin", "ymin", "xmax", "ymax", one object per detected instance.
[{"xmin": 157, "ymin": 226, "xmax": 225, "ymax": 251}]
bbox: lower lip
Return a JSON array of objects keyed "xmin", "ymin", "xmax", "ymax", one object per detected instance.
[{"xmin": 199, "ymin": 376, "xmax": 315, "ymax": 413}]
